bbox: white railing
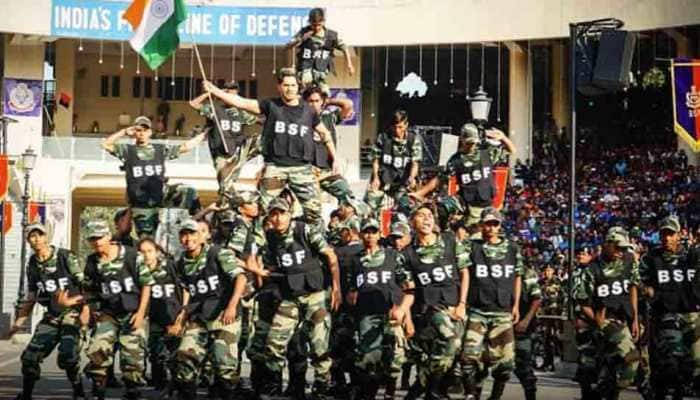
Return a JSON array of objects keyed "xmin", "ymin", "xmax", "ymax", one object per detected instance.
[{"xmin": 41, "ymin": 135, "xmax": 212, "ymax": 165}]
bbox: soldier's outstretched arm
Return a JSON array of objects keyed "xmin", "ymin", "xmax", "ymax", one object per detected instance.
[
  {"xmin": 327, "ymin": 97, "xmax": 354, "ymax": 121},
  {"xmin": 630, "ymin": 285, "xmax": 639, "ymax": 340},
  {"xmin": 179, "ymin": 130, "xmax": 208, "ymax": 155},
  {"xmin": 485, "ymin": 128, "xmax": 516, "ymax": 156},
  {"xmin": 203, "ymin": 80, "xmax": 261, "ymax": 115},
  {"xmin": 221, "ymin": 274, "xmax": 247, "ymax": 325},
  {"xmin": 101, "ymin": 127, "xmax": 131, "ymax": 154},
  {"xmin": 189, "ymin": 92, "xmax": 210, "ymax": 111},
  {"xmin": 322, "ymin": 247, "xmax": 342, "ymax": 311},
  {"xmin": 9, "ymin": 293, "xmax": 36, "ymax": 336},
  {"xmin": 512, "ymin": 276, "xmax": 522, "ymax": 324},
  {"xmin": 316, "ymin": 122, "xmax": 340, "ymax": 173},
  {"xmin": 130, "ymin": 285, "xmax": 151, "ymax": 330}
]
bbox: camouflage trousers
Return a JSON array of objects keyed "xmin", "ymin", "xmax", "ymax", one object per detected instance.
[
  {"xmin": 260, "ymin": 163, "xmax": 322, "ymax": 225},
  {"xmin": 330, "ymin": 309, "xmax": 357, "ymax": 382},
  {"xmin": 215, "ymin": 135, "xmax": 261, "ymax": 201},
  {"xmin": 263, "ymin": 290, "xmax": 332, "ymax": 386},
  {"xmin": 412, "ymin": 306, "xmax": 464, "ymax": 386},
  {"xmin": 147, "ymin": 322, "xmax": 181, "ymax": 388},
  {"xmin": 299, "ymin": 69, "xmax": 330, "ymax": 95},
  {"xmin": 650, "ymin": 312, "xmax": 700, "ymax": 393},
  {"xmin": 248, "ymin": 291, "xmax": 281, "ymax": 364},
  {"xmin": 597, "ymin": 318, "xmax": 640, "ymax": 390},
  {"xmin": 574, "ymin": 322, "xmax": 600, "ymax": 386},
  {"xmin": 355, "ymin": 314, "xmax": 407, "ymax": 380},
  {"xmin": 514, "ymin": 332, "xmax": 537, "ymax": 393},
  {"xmin": 21, "ymin": 311, "xmax": 83, "ymax": 384},
  {"xmin": 237, "ymin": 299, "xmax": 255, "ymax": 371},
  {"xmin": 364, "ymin": 186, "xmax": 409, "ymax": 215},
  {"xmin": 173, "ymin": 313, "xmax": 242, "ymax": 389},
  {"xmin": 460, "ymin": 310, "xmax": 515, "ymax": 387},
  {"xmin": 84, "ymin": 313, "xmax": 147, "ymax": 387},
  {"xmin": 313, "ymin": 166, "xmax": 354, "ymax": 204}
]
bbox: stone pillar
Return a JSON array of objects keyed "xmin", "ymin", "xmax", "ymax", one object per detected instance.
[
  {"xmin": 551, "ymin": 41, "xmax": 570, "ymax": 137},
  {"xmin": 53, "ymin": 39, "xmax": 75, "ymax": 137},
  {"xmin": 507, "ymin": 42, "xmax": 532, "ymax": 163},
  {"xmin": 3, "ymin": 35, "xmax": 45, "ymax": 155}
]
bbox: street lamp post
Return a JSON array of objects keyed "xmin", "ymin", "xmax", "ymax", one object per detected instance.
[
  {"xmin": 16, "ymin": 147, "xmax": 37, "ymax": 316},
  {"xmin": 467, "ymin": 86, "xmax": 493, "ymax": 138}
]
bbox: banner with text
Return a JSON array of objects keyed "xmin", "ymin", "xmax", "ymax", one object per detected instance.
[
  {"xmin": 672, "ymin": 59, "xmax": 700, "ymax": 152},
  {"xmin": 51, "ymin": 0, "xmax": 310, "ymax": 45}
]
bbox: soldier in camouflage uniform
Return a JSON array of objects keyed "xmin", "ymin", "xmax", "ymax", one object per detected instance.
[
  {"xmin": 190, "ymin": 81, "xmax": 259, "ymax": 203},
  {"xmin": 102, "ymin": 116, "xmax": 207, "ymax": 237},
  {"xmin": 257, "ymin": 198, "xmax": 342, "ymax": 398},
  {"xmin": 203, "ymin": 69, "xmax": 338, "ymax": 226},
  {"xmin": 412, "ymin": 124, "xmax": 514, "ymax": 230},
  {"xmin": 82, "ymin": 220, "xmax": 154, "ymax": 400},
  {"xmin": 640, "ymin": 216, "xmax": 700, "ymax": 399},
  {"xmin": 287, "ymin": 8, "xmax": 354, "ymax": 94},
  {"xmin": 398, "ymin": 204, "xmax": 469, "ymax": 400},
  {"xmin": 366, "ymin": 110, "xmax": 422, "ymax": 213},
  {"xmin": 303, "ymin": 86, "xmax": 356, "ymax": 204},
  {"xmin": 460, "ymin": 207, "xmax": 523, "ymax": 400},
  {"xmin": 11, "ymin": 223, "xmax": 87, "ymax": 400},
  {"xmin": 575, "ymin": 228, "xmax": 641, "ymax": 400},
  {"xmin": 171, "ymin": 219, "xmax": 249, "ymax": 400},
  {"xmin": 540, "ymin": 264, "xmax": 563, "ymax": 371},
  {"xmin": 347, "ymin": 218, "xmax": 410, "ymax": 400},
  {"xmin": 329, "ymin": 216, "xmax": 364, "ymax": 394},
  {"xmin": 570, "ymin": 245, "xmax": 600, "ymax": 400},
  {"xmin": 513, "ymin": 266, "xmax": 542, "ymax": 400},
  {"xmin": 137, "ymin": 237, "xmax": 183, "ymax": 394}
]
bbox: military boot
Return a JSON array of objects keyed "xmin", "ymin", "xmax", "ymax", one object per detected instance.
[
  {"xmin": 15, "ymin": 376, "xmax": 36, "ymax": 400},
  {"xmin": 487, "ymin": 380, "xmax": 506, "ymax": 400},
  {"xmin": 403, "ymin": 381, "xmax": 424, "ymax": 400},
  {"xmin": 383, "ymin": 377, "xmax": 397, "ymax": 400},
  {"xmin": 524, "ymin": 389, "xmax": 536, "ymax": 400}
]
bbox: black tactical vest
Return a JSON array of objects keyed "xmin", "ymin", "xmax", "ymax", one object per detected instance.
[
  {"xmin": 468, "ymin": 241, "xmax": 518, "ymax": 312},
  {"xmin": 207, "ymin": 102, "xmax": 247, "ymax": 159},
  {"xmin": 453, "ymin": 149, "xmax": 495, "ymax": 207},
  {"xmin": 178, "ymin": 246, "xmax": 233, "ymax": 322},
  {"xmin": 297, "ymin": 28, "xmax": 339, "ymax": 72},
  {"xmin": 313, "ymin": 110, "xmax": 338, "ymax": 169},
  {"xmin": 379, "ymin": 131, "xmax": 416, "ymax": 187},
  {"xmin": 406, "ymin": 232, "xmax": 459, "ymax": 309},
  {"xmin": 645, "ymin": 247, "xmax": 697, "ymax": 315},
  {"xmin": 29, "ymin": 248, "xmax": 81, "ymax": 316},
  {"xmin": 124, "ymin": 144, "xmax": 166, "ymax": 207},
  {"xmin": 85, "ymin": 247, "xmax": 140, "ymax": 317},
  {"xmin": 336, "ymin": 242, "xmax": 363, "ymax": 297},
  {"xmin": 149, "ymin": 258, "xmax": 183, "ymax": 326},
  {"xmin": 262, "ymin": 99, "xmax": 317, "ymax": 166},
  {"xmin": 591, "ymin": 259, "xmax": 634, "ymax": 322},
  {"xmin": 266, "ymin": 222, "xmax": 324, "ymax": 298},
  {"xmin": 354, "ymin": 248, "xmax": 403, "ymax": 316}
]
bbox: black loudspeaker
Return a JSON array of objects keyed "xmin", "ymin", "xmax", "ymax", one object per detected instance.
[
  {"xmin": 575, "ymin": 37, "xmax": 606, "ymax": 96},
  {"xmin": 592, "ymin": 30, "xmax": 636, "ymax": 91}
]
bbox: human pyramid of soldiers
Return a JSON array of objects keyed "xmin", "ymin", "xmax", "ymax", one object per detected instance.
[{"xmin": 10, "ymin": 7, "xmax": 700, "ymax": 400}]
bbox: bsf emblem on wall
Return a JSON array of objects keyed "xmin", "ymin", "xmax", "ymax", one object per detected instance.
[{"xmin": 687, "ymin": 85, "xmax": 700, "ymax": 118}]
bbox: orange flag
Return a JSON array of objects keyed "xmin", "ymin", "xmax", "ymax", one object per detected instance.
[{"xmin": 2, "ymin": 202, "xmax": 12, "ymax": 234}]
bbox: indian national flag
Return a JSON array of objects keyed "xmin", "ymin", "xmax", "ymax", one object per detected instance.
[{"xmin": 123, "ymin": 0, "xmax": 187, "ymax": 70}]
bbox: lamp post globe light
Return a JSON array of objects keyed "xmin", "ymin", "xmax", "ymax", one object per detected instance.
[
  {"xmin": 468, "ymin": 86, "xmax": 492, "ymax": 125},
  {"xmin": 16, "ymin": 147, "xmax": 37, "ymax": 319}
]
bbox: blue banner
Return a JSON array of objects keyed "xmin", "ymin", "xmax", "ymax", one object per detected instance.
[
  {"xmin": 51, "ymin": 0, "xmax": 310, "ymax": 45},
  {"xmin": 671, "ymin": 59, "xmax": 700, "ymax": 152}
]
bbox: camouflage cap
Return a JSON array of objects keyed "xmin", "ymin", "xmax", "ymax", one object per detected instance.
[
  {"xmin": 25, "ymin": 222, "xmax": 47, "ymax": 239},
  {"xmin": 361, "ymin": 218, "xmax": 380, "ymax": 232},
  {"xmin": 179, "ymin": 219, "xmax": 199, "ymax": 233},
  {"xmin": 133, "ymin": 115, "xmax": 152, "ymax": 129},
  {"xmin": 232, "ymin": 190, "xmax": 260, "ymax": 207},
  {"xmin": 480, "ymin": 207, "xmax": 503, "ymax": 223},
  {"xmin": 85, "ymin": 220, "xmax": 111, "ymax": 239},
  {"xmin": 605, "ymin": 227, "xmax": 633, "ymax": 248},
  {"xmin": 460, "ymin": 123, "xmax": 480, "ymax": 143},
  {"xmin": 267, "ymin": 197, "xmax": 290, "ymax": 213},
  {"xmin": 390, "ymin": 221, "xmax": 411, "ymax": 237},
  {"xmin": 659, "ymin": 216, "xmax": 681, "ymax": 233},
  {"xmin": 339, "ymin": 216, "xmax": 361, "ymax": 232}
]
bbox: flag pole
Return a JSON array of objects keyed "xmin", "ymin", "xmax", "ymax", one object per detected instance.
[{"xmin": 192, "ymin": 41, "xmax": 229, "ymax": 154}]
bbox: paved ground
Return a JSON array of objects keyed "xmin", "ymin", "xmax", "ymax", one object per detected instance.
[{"xmin": 0, "ymin": 339, "xmax": 657, "ymax": 399}]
